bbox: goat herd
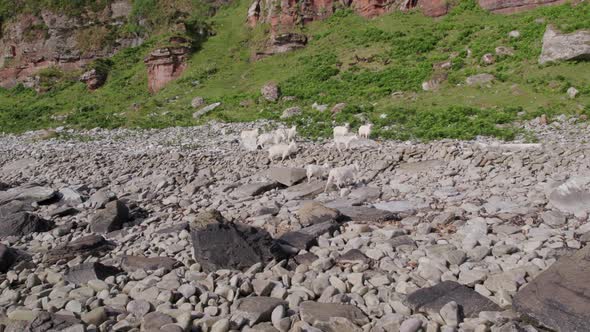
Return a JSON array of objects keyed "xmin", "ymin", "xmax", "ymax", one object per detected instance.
[{"xmin": 240, "ymin": 123, "xmax": 373, "ymax": 192}]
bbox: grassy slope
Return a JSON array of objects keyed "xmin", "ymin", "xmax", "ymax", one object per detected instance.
[{"xmin": 0, "ymin": 0, "xmax": 589, "ymax": 141}]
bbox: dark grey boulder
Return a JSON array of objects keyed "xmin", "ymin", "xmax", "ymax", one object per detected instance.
[
  {"xmin": 65, "ymin": 262, "xmax": 120, "ymax": 285},
  {"xmin": 0, "ymin": 244, "xmax": 17, "ymax": 273},
  {"xmin": 0, "ymin": 184, "xmax": 56, "ymax": 205},
  {"xmin": 513, "ymin": 245, "xmax": 590, "ymax": 331},
  {"xmin": 405, "ymin": 281, "xmax": 500, "ymax": 318},
  {"xmin": 25, "ymin": 311, "xmax": 83, "ymax": 332},
  {"xmin": 90, "ymin": 200, "xmax": 129, "ymax": 234},
  {"xmin": 297, "ymin": 201, "xmax": 341, "ymax": 226},
  {"xmin": 189, "ymin": 210, "xmax": 282, "ymax": 272},
  {"xmin": 0, "ymin": 212, "xmax": 53, "ymax": 238},
  {"xmin": 334, "ymin": 206, "xmax": 397, "ymax": 222},
  {"xmin": 277, "ymin": 220, "xmax": 339, "ymax": 255},
  {"xmin": 45, "ymin": 234, "xmax": 114, "ymax": 264}
]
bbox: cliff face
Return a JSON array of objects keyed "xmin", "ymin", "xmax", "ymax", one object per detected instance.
[
  {"xmin": 0, "ymin": 0, "xmax": 139, "ymax": 89},
  {"xmin": 247, "ymin": 0, "xmax": 449, "ymax": 34}
]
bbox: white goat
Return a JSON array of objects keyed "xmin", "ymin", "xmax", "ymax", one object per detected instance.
[
  {"xmin": 287, "ymin": 126, "xmax": 297, "ymax": 141},
  {"xmin": 273, "ymin": 128, "xmax": 288, "ymax": 144},
  {"xmin": 333, "ymin": 123, "xmax": 350, "ymax": 138},
  {"xmin": 306, "ymin": 163, "xmax": 330, "ymax": 183},
  {"xmin": 334, "ymin": 134, "xmax": 359, "ymax": 152},
  {"xmin": 268, "ymin": 141, "xmax": 298, "ymax": 161},
  {"xmin": 358, "ymin": 124, "xmax": 373, "ymax": 139},
  {"xmin": 257, "ymin": 132, "xmax": 275, "ymax": 148},
  {"xmin": 325, "ymin": 163, "xmax": 360, "ymax": 192}
]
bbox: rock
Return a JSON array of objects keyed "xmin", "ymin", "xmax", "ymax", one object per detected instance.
[
  {"xmin": 399, "ymin": 318, "xmax": 422, "ymax": 332},
  {"xmin": 479, "ymin": 0, "xmax": 567, "ymax": 14},
  {"xmin": 25, "ymin": 312, "xmax": 83, "ymax": 332},
  {"xmin": 300, "ymin": 301, "xmax": 369, "ymax": 326},
  {"xmin": 144, "ymin": 38, "xmax": 190, "ymax": 93},
  {"xmin": 0, "ymin": 184, "xmax": 56, "ymax": 204},
  {"xmin": 440, "ymin": 301, "xmax": 459, "ymax": 327},
  {"xmin": 193, "ymin": 102, "xmax": 222, "ymax": 119},
  {"xmin": 333, "ymin": 206, "xmax": 396, "ymax": 222},
  {"xmin": 189, "ymin": 210, "xmax": 280, "ymax": 272},
  {"xmin": 567, "ymin": 87, "xmax": 579, "ymax": 99},
  {"xmin": 331, "ymin": 103, "xmax": 347, "ymax": 115},
  {"xmin": 0, "ymin": 212, "xmax": 53, "ymax": 238},
  {"xmin": 0, "ymin": 244, "xmax": 17, "ymax": 272},
  {"xmin": 466, "ymin": 74, "xmax": 495, "ymax": 86},
  {"xmin": 283, "ymin": 181, "xmax": 326, "ymax": 200},
  {"xmin": 127, "ymin": 299, "xmax": 152, "ymax": 317},
  {"xmin": 297, "ymin": 202, "xmax": 341, "ymax": 225},
  {"xmin": 120, "ymin": 255, "xmax": 180, "ymax": 273},
  {"xmin": 261, "ymin": 82, "xmax": 280, "ymax": 102},
  {"xmin": 281, "ymin": 107, "xmax": 302, "ymax": 119},
  {"xmin": 541, "ymin": 210, "xmax": 566, "ymax": 227},
  {"xmin": 312, "ymin": 102, "xmax": 328, "ymax": 112},
  {"xmin": 336, "ymin": 249, "xmax": 369, "ymax": 265},
  {"xmin": 232, "ymin": 296, "xmax": 286, "ymax": 326},
  {"xmin": 315, "ymin": 317, "xmax": 362, "ymax": 332},
  {"xmin": 255, "ymin": 34, "xmax": 308, "ymax": 59},
  {"xmin": 277, "ymin": 220, "xmax": 339, "ymax": 254},
  {"xmin": 481, "ymin": 53, "xmax": 495, "ymax": 65},
  {"xmin": 539, "ymin": 25, "xmax": 590, "ymax": 64},
  {"xmin": 141, "ymin": 312, "xmax": 174, "ymax": 330},
  {"xmin": 422, "ymin": 73, "xmax": 447, "ymax": 91},
  {"xmin": 80, "ymin": 69, "xmax": 106, "ymax": 90},
  {"xmin": 90, "ymin": 200, "xmax": 129, "ymax": 234},
  {"xmin": 234, "ymin": 182, "xmax": 281, "ymax": 197},
  {"xmin": 405, "ymin": 281, "xmax": 501, "ymax": 318},
  {"xmin": 548, "ymin": 176, "xmax": 590, "ymax": 216},
  {"xmin": 509, "ymin": 30, "xmax": 521, "ymax": 38},
  {"xmin": 513, "ymin": 245, "xmax": 590, "ymax": 331},
  {"xmin": 495, "ymin": 46, "xmax": 514, "ymax": 56},
  {"xmin": 191, "ymin": 97, "xmax": 205, "ymax": 108},
  {"xmin": 65, "ymin": 262, "xmax": 120, "ymax": 285},
  {"xmin": 373, "ymin": 200, "xmax": 429, "ymax": 213},
  {"xmin": 46, "ymin": 234, "xmax": 114, "ymax": 264},
  {"xmin": 267, "ymin": 168, "xmax": 307, "ymax": 186}
]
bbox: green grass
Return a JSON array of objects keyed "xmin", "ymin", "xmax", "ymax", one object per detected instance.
[{"xmin": 0, "ymin": 0, "xmax": 589, "ymax": 141}]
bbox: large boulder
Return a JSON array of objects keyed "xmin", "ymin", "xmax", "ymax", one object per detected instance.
[
  {"xmin": 300, "ymin": 301, "xmax": 369, "ymax": 327},
  {"xmin": 90, "ymin": 200, "xmax": 129, "ymax": 234},
  {"xmin": 539, "ymin": 25, "xmax": 590, "ymax": 64},
  {"xmin": 189, "ymin": 210, "xmax": 281, "ymax": 272},
  {"xmin": 120, "ymin": 255, "xmax": 180, "ymax": 273},
  {"xmin": 260, "ymin": 82, "xmax": 280, "ymax": 102},
  {"xmin": 231, "ymin": 297, "xmax": 286, "ymax": 326},
  {"xmin": 65, "ymin": 262, "xmax": 121, "ymax": 285},
  {"xmin": 45, "ymin": 234, "xmax": 114, "ymax": 264},
  {"xmin": 267, "ymin": 167, "xmax": 307, "ymax": 186},
  {"xmin": 405, "ymin": 281, "xmax": 501, "ymax": 318},
  {"xmin": 547, "ymin": 176, "xmax": 590, "ymax": 216},
  {"xmin": 0, "ymin": 212, "xmax": 53, "ymax": 238},
  {"xmin": 0, "ymin": 244, "xmax": 17, "ymax": 273},
  {"xmin": 297, "ymin": 202, "xmax": 341, "ymax": 225},
  {"xmin": 0, "ymin": 184, "xmax": 56, "ymax": 205},
  {"xmin": 513, "ymin": 245, "xmax": 590, "ymax": 331}
]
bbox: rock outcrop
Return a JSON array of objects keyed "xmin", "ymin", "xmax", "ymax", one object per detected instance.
[
  {"xmin": 539, "ymin": 25, "xmax": 590, "ymax": 64},
  {"xmin": 248, "ymin": 0, "xmax": 449, "ymax": 35},
  {"xmin": 0, "ymin": 1, "xmax": 138, "ymax": 89},
  {"xmin": 144, "ymin": 37, "xmax": 191, "ymax": 93},
  {"xmin": 478, "ymin": 0, "xmax": 566, "ymax": 14}
]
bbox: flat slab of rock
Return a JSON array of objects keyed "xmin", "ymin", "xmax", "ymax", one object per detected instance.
[
  {"xmin": 406, "ymin": 281, "xmax": 500, "ymax": 318},
  {"xmin": 190, "ymin": 210, "xmax": 280, "ymax": 272},
  {"xmin": 300, "ymin": 301, "xmax": 369, "ymax": 326},
  {"xmin": 330, "ymin": 206, "xmax": 397, "ymax": 222},
  {"xmin": 25, "ymin": 312, "xmax": 83, "ymax": 332},
  {"xmin": 0, "ymin": 184, "xmax": 55, "ymax": 204},
  {"xmin": 297, "ymin": 201, "xmax": 341, "ymax": 225},
  {"xmin": 267, "ymin": 167, "xmax": 306, "ymax": 186},
  {"xmin": 513, "ymin": 245, "xmax": 590, "ymax": 331},
  {"xmin": 232, "ymin": 296, "xmax": 286, "ymax": 326},
  {"xmin": 283, "ymin": 181, "xmax": 325, "ymax": 200},
  {"xmin": 277, "ymin": 220, "xmax": 339, "ymax": 255},
  {"xmin": 234, "ymin": 182, "xmax": 280, "ymax": 197},
  {"xmin": 539, "ymin": 25, "xmax": 590, "ymax": 64},
  {"xmin": 0, "ymin": 212, "xmax": 53, "ymax": 238},
  {"xmin": 120, "ymin": 255, "xmax": 180, "ymax": 273},
  {"xmin": 46, "ymin": 234, "xmax": 114, "ymax": 264},
  {"xmin": 373, "ymin": 200, "xmax": 429, "ymax": 213},
  {"xmin": 65, "ymin": 262, "xmax": 120, "ymax": 285},
  {"xmin": 90, "ymin": 200, "xmax": 129, "ymax": 234}
]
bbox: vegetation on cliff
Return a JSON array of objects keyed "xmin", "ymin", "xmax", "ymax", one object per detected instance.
[{"xmin": 0, "ymin": 0, "xmax": 589, "ymax": 141}]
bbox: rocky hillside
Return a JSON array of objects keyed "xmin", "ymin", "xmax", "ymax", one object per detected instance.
[{"xmin": 0, "ymin": 0, "xmax": 589, "ymax": 140}]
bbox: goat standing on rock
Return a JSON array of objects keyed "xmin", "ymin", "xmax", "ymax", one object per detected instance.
[
  {"xmin": 268, "ymin": 141, "xmax": 298, "ymax": 162},
  {"xmin": 325, "ymin": 163, "xmax": 360, "ymax": 192},
  {"xmin": 306, "ymin": 163, "xmax": 330, "ymax": 183},
  {"xmin": 334, "ymin": 134, "xmax": 359, "ymax": 152},
  {"xmin": 333, "ymin": 123, "xmax": 350, "ymax": 138},
  {"xmin": 358, "ymin": 123, "xmax": 373, "ymax": 139}
]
